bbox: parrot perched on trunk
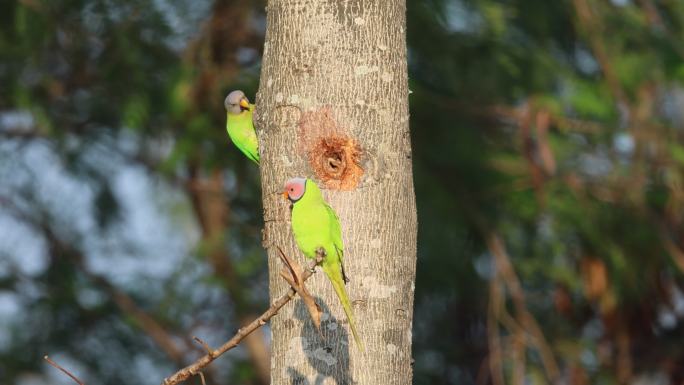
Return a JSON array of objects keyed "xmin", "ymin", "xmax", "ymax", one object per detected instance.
[
  {"xmin": 224, "ymin": 90, "xmax": 259, "ymax": 164},
  {"xmin": 283, "ymin": 177, "xmax": 363, "ymax": 350}
]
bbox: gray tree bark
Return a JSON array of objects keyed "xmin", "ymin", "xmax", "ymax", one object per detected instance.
[{"xmin": 256, "ymin": 1, "xmax": 416, "ymax": 384}]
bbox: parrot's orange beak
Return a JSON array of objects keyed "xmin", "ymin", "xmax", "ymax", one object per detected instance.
[
  {"xmin": 239, "ymin": 98, "xmax": 250, "ymax": 109},
  {"xmin": 282, "ymin": 190, "xmax": 289, "ymax": 200}
]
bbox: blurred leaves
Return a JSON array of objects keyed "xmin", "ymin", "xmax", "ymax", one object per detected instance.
[
  {"xmin": 1, "ymin": 1, "xmax": 266, "ymax": 385},
  {"xmin": 408, "ymin": 0, "xmax": 684, "ymax": 384}
]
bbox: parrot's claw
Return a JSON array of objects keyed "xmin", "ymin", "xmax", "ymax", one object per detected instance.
[
  {"xmin": 341, "ymin": 262, "xmax": 350, "ymax": 284},
  {"xmin": 314, "ymin": 247, "xmax": 327, "ymax": 265}
]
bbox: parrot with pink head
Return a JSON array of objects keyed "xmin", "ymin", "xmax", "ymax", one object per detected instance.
[{"xmin": 283, "ymin": 177, "xmax": 363, "ymax": 350}]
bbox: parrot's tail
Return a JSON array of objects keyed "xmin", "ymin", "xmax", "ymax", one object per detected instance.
[{"xmin": 325, "ymin": 265, "xmax": 365, "ymax": 351}]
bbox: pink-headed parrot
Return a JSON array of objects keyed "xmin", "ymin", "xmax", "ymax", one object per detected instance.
[
  {"xmin": 224, "ymin": 90, "xmax": 259, "ymax": 164},
  {"xmin": 283, "ymin": 177, "xmax": 363, "ymax": 350}
]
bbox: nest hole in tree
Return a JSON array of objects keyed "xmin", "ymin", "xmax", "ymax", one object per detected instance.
[
  {"xmin": 325, "ymin": 150, "xmax": 344, "ymax": 176},
  {"xmin": 308, "ymin": 135, "xmax": 363, "ymax": 191}
]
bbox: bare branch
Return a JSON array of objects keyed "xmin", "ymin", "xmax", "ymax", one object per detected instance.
[
  {"xmin": 44, "ymin": 355, "xmax": 86, "ymax": 385},
  {"xmin": 277, "ymin": 246, "xmax": 322, "ymax": 330},
  {"xmin": 487, "ymin": 280, "xmax": 505, "ymax": 385},
  {"xmin": 572, "ymin": 0, "xmax": 627, "ymax": 107},
  {"xmin": 160, "ymin": 254, "xmax": 322, "ymax": 385},
  {"xmin": 660, "ymin": 230, "xmax": 684, "ymax": 274},
  {"xmin": 486, "ymin": 232, "xmax": 560, "ymax": 383}
]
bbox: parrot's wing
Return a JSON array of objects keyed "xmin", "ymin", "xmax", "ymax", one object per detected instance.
[
  {"xmin": 325, "ymin": 203, "xmax": 349, "ymax": 282},
  {"xmin": 325, "ymin": 203, "xmax": 344, "ymax": 256},
  {"xmin": 242, "ymin": 111, "xmax": 260, "ymax": 163},
  {"xmin": 233, "ymin": 133, "xmax": 259, "ymax": 163},
  {"xmin": 239, "ymin": 139, "xmax": 259, "ymax": 163},
  {"xmin": 227, "ymin": 115, "xmax": 260, "ymax": 164}
]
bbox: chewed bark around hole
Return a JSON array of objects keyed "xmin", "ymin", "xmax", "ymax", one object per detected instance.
[{"xmin": 309, "ymin": 136, "xmax": 363, "ymax": 191}]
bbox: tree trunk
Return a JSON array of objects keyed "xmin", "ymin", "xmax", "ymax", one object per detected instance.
[{"xmin": 256, "ymin": 1, "xmax": 416, "ymax": 384}]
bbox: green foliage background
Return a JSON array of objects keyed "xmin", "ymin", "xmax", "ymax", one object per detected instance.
[{"xmin": 2, "ymin": 0, "xmax": 684, "ymax": 384}]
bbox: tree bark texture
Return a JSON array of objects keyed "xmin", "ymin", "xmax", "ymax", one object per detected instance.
[{"xmin": 256, "ymin": 1, "xmax": 416, "ymax": 384}]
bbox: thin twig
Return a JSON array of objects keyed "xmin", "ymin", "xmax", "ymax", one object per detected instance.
[
  {"xmin": 44, "ymin": 355, "xmax": 86, "ymax": 385},
  {"xmin": 277, "ymin": 246, "xmax": 303, "ymax": 286},
  {"xmin": 193, "ymin": 336, "xmax": 215, "ymax": 358},
  {"xmin": 160, "ymin": 253, "xmax": 323, "ymax": 385}
]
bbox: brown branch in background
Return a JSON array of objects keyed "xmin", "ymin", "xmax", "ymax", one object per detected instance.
[
  {"xmin": 488, "ymin": 259, "xmax": 528, "ymax": 385},
  {"xmin": 440, "ymin": 96, "xmax": 607, "ymax": 136},
  {"xmin": 636, "ymin": 0, "xmax": 684, "ymax": 59},
  {"xmin": 25, "ymin": 211, "xmax": 192, "ymax": 368},
  {"xmin": 434, "ymin": 178, "xmax": 560, "ymax": 384},
  {"xmin": 181, "ymin": 3, "xmax": 268, "ymax": 380},
  {"xmin": 637, "ymin": 0, "xmax": 663, "ymax": 27},
  {"xmin": 518, "ymin": 103, "xmax": 546, "ymax": 205},
  {"xmin": 44, "ymin": 355, "xmax": 86, "ymax": 385},
  {"xmin": 535, "ymin": 110, "xmax": 556, "ymax": 176},
  {"xmin": 0, "ymin": 129, "xmax": 47, "ymax": 139},
  {"xmin": 487, "ymin": 279, "xmax": 505, "ymax": 385},
  {"xmin": 511, "ymin": 329, "xmax": 527, "ymax": 385},
  {"xmin": 572, "ymin": 0, "xmax": 628, "ymax": 107},
  {"xmin": 185, "ymin": 167, "xmax": 271, "ymax": 384},
  {"xmin": 485, "ymin": 232, "xmax": 561, "ymax": 383},
  {"xmin": 107, "ymin": 281, "xmax": 186, "ymax": 364},
  {"xmin": 663, "ymin": 235, "xmax": 684, "ymax": 274},
  {"xmin": 616, "ymin": 325, "xmax": 633, "ymax": 384},
  {"xmin": 187, "ymin": 168, "xmax": 235, "ymax": 285},
  {"xmin": 5, "ymin": 198, "xmax": 218, "ymax": 382},
  {"xmin": 52, "ymin": 246, "xmax": 189, "ymax": 367},
  {"xmin": 161, "ymin": 252, "xmax": 324, "ymax": 385}
]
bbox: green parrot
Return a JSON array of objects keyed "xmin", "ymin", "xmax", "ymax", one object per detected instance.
[
  {"xmin": 283, "ymin": 177, "xmax": 363, "ymax": 350},
  {"xmin": 224, "ymin": 90, "xmax": 259, "ymax": 164}
]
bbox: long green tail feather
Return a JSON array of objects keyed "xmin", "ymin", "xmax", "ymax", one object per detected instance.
[{"xmin": 324, "ymin": 264, "xmax": 364, "ymax": 351}]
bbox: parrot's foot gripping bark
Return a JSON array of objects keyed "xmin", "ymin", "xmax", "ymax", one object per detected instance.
[{"xmin": 313, "ymin": 247, "xmax": 327, "ymax": 272}]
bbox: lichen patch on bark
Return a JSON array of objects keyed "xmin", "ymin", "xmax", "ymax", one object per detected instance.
[
  {"xmin": 361, "ymin": 276, "xmax": 398, "ymax": 299},
  {"xmin": 297, "ymin": 107, "xmax": 363, "ymax": 190}
]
